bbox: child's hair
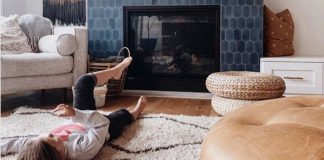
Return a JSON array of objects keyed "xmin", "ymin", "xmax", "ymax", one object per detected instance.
[{"xmin": 17, "ymin": 139, "xmax": 62, "ymax": 160}]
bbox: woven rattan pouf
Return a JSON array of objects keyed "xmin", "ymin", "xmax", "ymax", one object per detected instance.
[
  {"xmin": 206, "ymin": 71, "xmax": 286, "ymax": 115},
  {"xmin": 211, "ymin": 95, "xmax": 259, "ymax": 115}
]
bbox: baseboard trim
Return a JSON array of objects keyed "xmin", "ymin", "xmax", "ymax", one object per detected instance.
[{"xmin": 122, "ymin": 90, "xmax": 212, "ymax": 100}]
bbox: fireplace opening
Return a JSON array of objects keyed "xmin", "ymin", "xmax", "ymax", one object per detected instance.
[{"xmin": 123, "ymin": 5, "xmax": 220, "ymax": 92}]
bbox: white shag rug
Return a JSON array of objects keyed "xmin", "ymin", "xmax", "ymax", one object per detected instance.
[{"xmin": 1, "ymin": 107, "xmax": 221, "ymax": 160}]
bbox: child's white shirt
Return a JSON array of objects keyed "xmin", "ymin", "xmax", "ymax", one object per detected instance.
[{"xmin": 0, "ymin": 109, "xmax": 110, "ymax": 160}]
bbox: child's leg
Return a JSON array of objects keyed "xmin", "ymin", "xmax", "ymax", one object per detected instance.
[
  {"xmin": 73, "ymin": 57, "xmax": 132, "ymax": 110},
  {"xmin": 92, "ymin": 57, "xmax": 132, "ymax": 86},
  {"xmin": 105, "ymin": 96, "xmax": 147, "ymax": 141},
  {"xmin": 73, "ymin": 74, "xmax": 98, "ymax": 110}
]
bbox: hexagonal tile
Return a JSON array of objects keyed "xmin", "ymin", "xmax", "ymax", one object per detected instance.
[
  {"xmin": 113, "ymin": 30, "xmax": 120, "ymax": 39},
  {"xmin": 108, "ymin": 0, "xmax": 115, "ymax": 7},
  {"xmin": 116, "ymin": 40, "xmax": 123, "ymax": 49},
  {"xmin": 88, "ymin": 40, "xmax": 94, "ymax": 49},
  {"xmin": 246, "ymin": 0, "xmax": 254, "ymax": 5},
  {"xmin": 249, "ymin": 53, "xmax": 258, "ymax": 65},
  {"xmin": 234, "ymin": 6, "xmax": 242, "ymax": 17},
  {"xmin": 95, "ymin": 40, "xmax": 101, "ymax": 51},
  {"xmin": 105, "ymin": 30, "xmax": 111, "ymax": 39},
  {"xmin": 246, "ymin": 17, "xmax": 254, "ymax": 29},
  {"xmin": 222, "ymin": 64, "xmax": 229, "ymax": 71},
  {"xmin": 113, "ymin": 8, "xmax": 119, "ymax": 18},
  {"xmin": 250, "ymin": 29, "xmax": 258, "ymax": 41},
  {"xmin": 251, "ymin": 6, "xmax": 258, "ymax": 16},
  {"xmin": 230, "ymin": 18, "xmax": 238, "ymax": 28},
  {"xmin": 222, "ymin": 18, "xmax": 229, "ymax": 29},
  {"xmin": 225, "ymin": 6, "xmax": 233, "ymax": 17},
  {"xmin": 254, "ymin": 17, "xmax": 262, "ymax": 29},
  {"xmin": 222, "ymin": 0, "xmax": 230, "ymax": 6},
  {"xmin": 226, "ymin": 29, "xmax": 234, "ymax": 41},
  {"xmin": 230, "ymin": 64, "xmax": 238, "ymax": 71},
  {"xmin": 255, "ymin": 41, "xmax": 262, "ymax": 53},
  {"xmin": 242, "ymin": 5, "xmax": 250, "ymax": 17},
  {"xmin": 229, "ymin": 41, "xmax": 237, "ymax": 52},
  {"xmin": 238, "ymin": 0, "xmax": 245, "ymax": 5},
  {"xmin": 246, "ymin": 41, "xmax": 254, "ymax": 52},
  {"xmin": 238, "ymin": 17, "xmax": 245, "ymax": 28},
  {"xmin": 242, "ymin": 29, "xmax": 250, "ymax": 41},
  {"xmin": 238, "ymin": 64, "xmax": 245, "ymax": 71},
  {"xmin": 237, "ymin": 40, "xmax": 245, "ymax": 52},
  {"xmin": 234, "ymin": 53, "xmax": 241, "ymax": 64},
  {"xmin": 246, "ymin": 64, "xmax": 254, "ymax": 71},
  {"xmin": 230, "ymin": 0, "xmax": 237, "ymax": 6},
  {"xmin": 174, "ymin": 0, "xmax": 181, "ymax": 5},
  {"xmin": 225, "ymin": 52, "xmax": 234, "ymax": 64},
  {"xmin": 109, "ymin": 18, "xmax": 116, "ymax": 29},
  {"xmin": 104, "ymin": 8, "xmax": 112, "ymax": 18},
  {"xmin": 167, "ymin": 0, "xmax": 175, "ymax": 5},
  {"xmin": 99, "ymin": 30, "xmax": 105, "ymax": 39},
  {"xmin": 98, "ymin": 8, "xmax": 104, "ymax": 18},
  {"xmin": 234, "ymin": 29, "xmax": 241, "ymax": 41},
  {"xmin": 222, "ymin": 41, "xmax": 229, "ymax": 52}
]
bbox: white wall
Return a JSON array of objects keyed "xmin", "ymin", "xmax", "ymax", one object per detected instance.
[
  {"xmin": 26, "ymin": 0, "xmax": 42, "ymax": 16},
  {"xmin": 2, "ymin": 0, "xmax": 42, "ymax": 16},
  {"xmin": 265, "ymin": 0, "xmax": 324, "ymax": 56}
]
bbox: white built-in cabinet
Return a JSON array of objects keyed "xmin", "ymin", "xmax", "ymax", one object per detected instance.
[{"xmin": 260, "ymin": 56, "xmax": 324, "ymax": 95}]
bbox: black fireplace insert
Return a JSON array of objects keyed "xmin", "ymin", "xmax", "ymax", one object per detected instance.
[{"xmin": 123, "ymin": 5, "xmax": 220, "ymax": 92}]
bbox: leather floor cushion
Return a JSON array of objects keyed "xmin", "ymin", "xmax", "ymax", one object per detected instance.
[{"xmin": 200, "ymin": 96, "xmax": 324, "ymax": 160}]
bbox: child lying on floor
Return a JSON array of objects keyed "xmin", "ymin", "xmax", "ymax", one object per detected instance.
[{"xmin": 1, "ymin": 57, "xmax": 147, "ymax": 160}]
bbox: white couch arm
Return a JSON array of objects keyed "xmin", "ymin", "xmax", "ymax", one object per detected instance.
[{"xmin": 54, "ymin": 26, "xmax": 88, "ymax": 85}]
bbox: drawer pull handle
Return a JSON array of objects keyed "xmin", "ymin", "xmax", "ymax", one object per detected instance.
[{"xmin": 284, "ymin": 76, "xmax": 304, "ymax": 80}]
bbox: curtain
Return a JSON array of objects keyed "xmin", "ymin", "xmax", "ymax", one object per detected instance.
[{"xmin": 43, "ymin": 0, "xmax": 86, "ymax": 26}]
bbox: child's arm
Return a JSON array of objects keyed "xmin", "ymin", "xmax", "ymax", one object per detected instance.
[
  {"xmin": 53, "ymin": 104, "xmax": 107, "ymax": 126},
  {"xmin": 70, "ymin": 110, "xmax": 110, "ymax": 160},
  {"xmin": 1, "ymin": 138, "xmax": 30, "ymax": 155}
]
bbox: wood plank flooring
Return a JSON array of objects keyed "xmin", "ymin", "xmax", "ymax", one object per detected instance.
[{"xmin": 1, "ymin": 89, "xmax": 219, "ymax": 117}]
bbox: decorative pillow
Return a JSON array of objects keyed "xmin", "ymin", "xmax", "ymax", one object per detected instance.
[
  {"xmin": 264, "ymin": 6, "xmax": 295, "ymax": 57},
  {"xmin": 0, "ymin": 15, "xmax": 32, "ymax": 54},
  {"xmin": 18, "ymin": 14, "xmax": 53, "ymax": 53},
  {"xmin": 38, "ymin": 34, "xmax": 77, "ymax": 56}
]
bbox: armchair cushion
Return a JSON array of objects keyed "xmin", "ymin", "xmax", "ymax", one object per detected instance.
[{"xmin": 38, "ymin": 34, "xmax": 77, "ymax": 56}]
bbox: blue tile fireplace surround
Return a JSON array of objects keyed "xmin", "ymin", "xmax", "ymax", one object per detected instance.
[
  {"xmin": 88, "ymin": 0, "xmax": 263, "ymax": 92},
  {"xmin": 88, "ymin": 0, "xmax": 263, "ymax": 72}
]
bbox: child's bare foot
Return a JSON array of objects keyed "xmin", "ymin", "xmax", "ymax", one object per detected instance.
[
  {"xmin": 111, "ymin": 57, "xmax": 132, "ymax": 79},
  {"xmin": 130, "ymin": 96, "xmax": 147, "ymax": 120}
]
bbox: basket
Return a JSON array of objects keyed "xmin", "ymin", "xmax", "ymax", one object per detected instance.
[
  {"xmin": 93, "ymin": 85, "xmax": 107, "ymax": 108},
  {"xmin": 88, "ymin": 47, "xmax": 131, "ymax": 98}
]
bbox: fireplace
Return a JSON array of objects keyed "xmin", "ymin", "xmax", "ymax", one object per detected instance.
[{"xmin": 123, "ymin": 6, "xmax": 220, "ymax": 92}]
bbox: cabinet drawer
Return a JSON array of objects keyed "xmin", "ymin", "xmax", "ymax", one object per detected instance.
[{"xmin": 261, "ymin": 62, "xmax": 323, "ymax": 94}]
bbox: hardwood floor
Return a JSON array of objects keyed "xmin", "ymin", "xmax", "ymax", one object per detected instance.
[{"xmin": 1, "ymin": 89, "xmax": 219, "ymax": 117}]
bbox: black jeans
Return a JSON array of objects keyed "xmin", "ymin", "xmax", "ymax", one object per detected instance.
[{"xmin": 73, "ymin": 74, "xmax": 134, "ymax": 141}]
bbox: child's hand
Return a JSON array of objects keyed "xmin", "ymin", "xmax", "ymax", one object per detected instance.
[{"xmin": 53, "ymin": 104, "xmax": 75, "ymax": 117}]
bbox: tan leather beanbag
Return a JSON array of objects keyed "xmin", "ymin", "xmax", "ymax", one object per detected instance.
[{"xmin": 200, "ymin": 96, "xmax": 324, "ymax": 160}]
